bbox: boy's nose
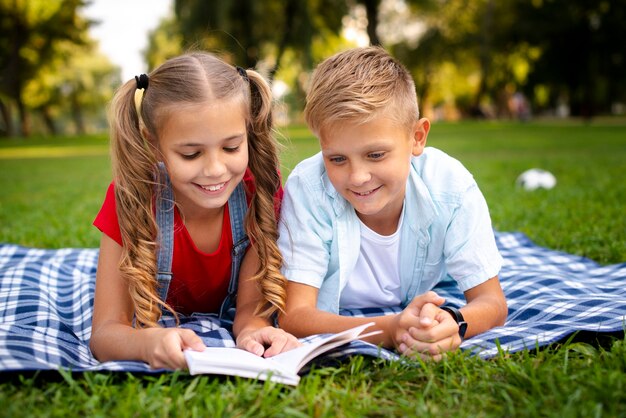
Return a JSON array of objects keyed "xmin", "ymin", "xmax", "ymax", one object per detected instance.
[{"xmin": 349, "ymin": 165, "xmax": 371, "ymax": 186}]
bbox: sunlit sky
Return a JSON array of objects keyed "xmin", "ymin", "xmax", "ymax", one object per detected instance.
[{"xmin": 82, "ymin": 0, "xmax": 173, "ymax": 82}]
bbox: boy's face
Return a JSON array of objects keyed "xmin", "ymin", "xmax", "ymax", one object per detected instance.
[{"xmin": 320, "ymin": 115, "xmax": 429, "ymax": 234}]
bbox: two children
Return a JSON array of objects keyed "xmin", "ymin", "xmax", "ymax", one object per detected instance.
[
  {"xmin": 93, "ymin": 47, "xmax": 506, "ymax": 369},
  {"xmin": 277, "ymin": 46, "xmax": 507, "ymax": 358}
]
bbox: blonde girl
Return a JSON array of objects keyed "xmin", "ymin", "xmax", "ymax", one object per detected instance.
[{"xmin": 91, "ymin": 52, "xmax": 299, "ymax": 369}]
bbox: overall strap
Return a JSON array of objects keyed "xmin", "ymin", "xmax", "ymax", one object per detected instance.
[
  {"xmin": 219, "ymin": 181, "xmax": 250, "ymax": 321},
  {"xmin": 155, "ymin": 162, "xmax": 175, "ymax": 302}
]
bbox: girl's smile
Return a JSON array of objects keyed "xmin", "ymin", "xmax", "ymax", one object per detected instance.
[
  {"xmin": 157, "ymin": 98, "xmax": 249, "ymax": 221},
  {"xmin": 195, "ymin": 180, "xmax": 228, "ymax": 193}
]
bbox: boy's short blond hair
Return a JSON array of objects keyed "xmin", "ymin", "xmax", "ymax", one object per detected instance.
[{"xmin": 304, "ymin": 46, "xmax": 420, "ymax": 137}]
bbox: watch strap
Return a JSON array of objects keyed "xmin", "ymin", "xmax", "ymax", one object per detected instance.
[{"xmin": 441, "ymin": 305, "xmax": 468, "ymax": 340}]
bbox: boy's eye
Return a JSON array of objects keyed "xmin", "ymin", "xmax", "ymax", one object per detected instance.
[
  {"xmin": 368, "ymin": 152, "xmax": 385, "ymax": 160},
  {"xmin": 181, "ymin": 152, "xmax": 200, "ymax": 160},
  {"xmin": 328, "ymin": 156, "xmax": 346, "ymax": 164}
]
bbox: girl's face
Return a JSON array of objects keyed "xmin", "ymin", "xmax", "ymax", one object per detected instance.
[{"xmin": 157, "ymin": 98, "xmax": 249, "ymax": 220}]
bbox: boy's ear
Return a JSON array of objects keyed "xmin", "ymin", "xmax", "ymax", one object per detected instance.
[{"xmin": 411, "ymin": 118, "xmax": 430, "ymax": 156}]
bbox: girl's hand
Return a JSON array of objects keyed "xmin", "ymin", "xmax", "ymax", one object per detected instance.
[
  {"xmin": 143, "ymin": 328, "xmax": 206, "ymax": 370},
  {"xmin": 236, "ymin": 326, "xmax": 301, "ymax": 357}
]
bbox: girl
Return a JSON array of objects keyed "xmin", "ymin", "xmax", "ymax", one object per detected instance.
[{"xmin": 91, "ymin": 52, "xmax": 299, "ymax": 370}]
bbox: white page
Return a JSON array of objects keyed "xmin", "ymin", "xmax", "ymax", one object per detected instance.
[
  {"xmin": 185, "ymin": 347, "xmax": 299, "ymax": 385},
  {"xmin": 184, "ymin": 322, "xmax": 378, "ymax": 385},
  {"xmin": 268, "ymin": 322, "xmax": 377, "ymax": 371}
]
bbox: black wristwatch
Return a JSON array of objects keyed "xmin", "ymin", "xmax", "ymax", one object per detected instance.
[{"xmin": 441, "ymin": 306, "xmax": 468, "ymax": 340}]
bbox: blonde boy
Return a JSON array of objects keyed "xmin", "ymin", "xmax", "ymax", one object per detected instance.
[{"xmin": 278, "ymin": 46, "xmax": 507, "ymax": 358}]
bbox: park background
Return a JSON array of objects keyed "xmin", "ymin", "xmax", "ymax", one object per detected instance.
[
  {"xmin": 1, "ymin": 1, "xmax": 626, "ymax": 417},
  {"xmin": 1, "ymin": 0, "xmax": 626, "ymax": 137}
]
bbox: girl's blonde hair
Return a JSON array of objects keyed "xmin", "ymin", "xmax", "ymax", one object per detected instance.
[
  {"xmin": 304, "ymin": 46, "xmax": 420, "ymax": 137},
  {"xmin": 107, "ymin": 52, "xmax": 286, "ymax": 328}
]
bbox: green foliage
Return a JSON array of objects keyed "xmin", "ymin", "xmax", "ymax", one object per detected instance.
[
  {"xmin": 0, "ymin": 122, "xmax": 625, "ymax": 416},
  {"xmin": 0, "ymin": 0, "xmax": 92, "ymax": 135},
  {"xmin": 145, "ymin": 16, "xmax": 183, "ymax": 71},
  {"xmin": 172, "ymin": 0, "xmax": 348, "ymax": 73},
  {"xmin": 22, "ymin": 41, "xmax": 120, "ymax": 135},
  {"xmin": 0, "ymin": 339, "xmax": 625, "ymax": 417}
]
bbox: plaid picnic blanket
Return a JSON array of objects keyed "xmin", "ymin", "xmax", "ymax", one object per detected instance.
[{"xmin": 1, "ymin": 231, "xmax": 625, "ymax": 373}]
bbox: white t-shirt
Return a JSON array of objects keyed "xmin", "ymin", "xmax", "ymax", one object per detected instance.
[{"xmin": 339, "ymin": 208, "xmax": 405, "ymax": 309}]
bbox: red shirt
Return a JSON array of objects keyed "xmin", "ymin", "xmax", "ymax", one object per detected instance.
[{"xmin": 93, "ymin": 169, "xmax": 283, "ymax": 315}]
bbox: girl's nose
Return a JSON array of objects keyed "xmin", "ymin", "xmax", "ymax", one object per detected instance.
[{"xmin": 202, "ymin": 153, "xmax": 227, "ymax": 178}]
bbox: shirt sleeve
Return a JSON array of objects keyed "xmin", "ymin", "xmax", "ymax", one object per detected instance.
[
  {"xmin": 277, "ymin": 170, "xmax": 333, "ymax": 289},
  {"xmin": 93, "ymin": 182, "xmax": 123, "ymax": 246},
  {"xmin": 443, "ymin": 183, "xmax": 503, "ymax": 292}
]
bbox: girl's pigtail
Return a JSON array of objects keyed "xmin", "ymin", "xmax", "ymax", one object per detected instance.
[
  {"xmin": 244, "ymin": 70, "xmax": 287, "ymax": 318},
  {"xmin": 108, "ymin": 80, "xmax": 176, "ymax": 328}
]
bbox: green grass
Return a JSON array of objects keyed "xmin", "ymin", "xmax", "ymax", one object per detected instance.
[{"xmin": 1, "ymin": 120, "xmax": 625, "ymax": 417}]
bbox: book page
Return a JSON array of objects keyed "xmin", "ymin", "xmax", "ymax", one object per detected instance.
[
  {"xmin": 185, "ymin": 347, "xmax": 299, "ymax": 385},
  {"xmin": 268, "ymin": 322, "xmax": 378, "ymax": 372},
  {"xmin": 184, "ymin": 322, "xmax": 378, "ymax": 385}
]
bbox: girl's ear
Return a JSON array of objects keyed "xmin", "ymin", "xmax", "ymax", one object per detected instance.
[{"xmin": 411, "ymin": 118, "xmax": 430, "ymax": 157}]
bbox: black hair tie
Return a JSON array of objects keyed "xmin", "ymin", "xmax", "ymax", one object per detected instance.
[
  {"xmin": 135, "ymin": 74, "xmax": 149, "ymax": 90},
  {"xmin": 236, "ymin": 66, "xmax": 249, "ymax": 83}
]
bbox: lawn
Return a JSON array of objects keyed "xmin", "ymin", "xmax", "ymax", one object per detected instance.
[{"xmin": 0, "ymin": 120, "xmax": 625, "ymax": 417}]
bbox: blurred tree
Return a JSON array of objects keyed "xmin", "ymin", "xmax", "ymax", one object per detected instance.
[
  {"xmin": 0, "ymin": 0, "xmax": 91, "ymax": 137},
  {"xmin": 386, "ymin": 0, "xmax": 541, "ymax": 118},
  {"xmin": 145, "ymin": 16, "xmax": 183, "ymax": 71},
  {"xmin": 510, "ymin": 0, "xmax": 626, "ymax": 117},
  {"xmin": 173, "ymin": 0, "xmax": 346, "ymax": 76},
  {"xmin": 23, "ymin": 41, "xmax": 120, "ymax": 135},
  {"xmin": 394, "ymin": 0, "xmax": 625, "ymax": 118},
  {"xmin": 358, "ymin": 0, "xmax": 382, "ymax": 45}
]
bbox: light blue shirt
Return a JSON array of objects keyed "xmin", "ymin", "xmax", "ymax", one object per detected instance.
[{"xmin": 278, "ymin": 147, "xmax": 503, "ymax": 314}]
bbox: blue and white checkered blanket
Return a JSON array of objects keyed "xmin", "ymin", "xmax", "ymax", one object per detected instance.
[{"xmin": 1, "ymin": 231, "xmax": 625, "ymax": 373}]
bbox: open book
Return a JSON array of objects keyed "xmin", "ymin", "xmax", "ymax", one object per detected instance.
[{"xmin": 184, "ymin": 322, "xmax": 380, "ymax": 385}]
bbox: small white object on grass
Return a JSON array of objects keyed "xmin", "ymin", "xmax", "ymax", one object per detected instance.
[{"xmin": 516, "ymin": 168, "xmax": 557, "ymax": 191}]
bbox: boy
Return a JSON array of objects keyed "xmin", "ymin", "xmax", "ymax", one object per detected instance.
[{"xmin": 277, "ymin": 46, "xmax": 507, "ymax": 358}]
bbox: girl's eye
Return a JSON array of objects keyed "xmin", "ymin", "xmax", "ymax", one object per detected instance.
[
  {"xmin": 181, "ymin": 152, "xmax": 200, "ymax": 160},
  {"xmin": 224, "ymin": 146, "xmax": 240, "ymax": 153},
  {"xmin": 368, "ymin": 152, "xmax": 385, "ymax": 160}
]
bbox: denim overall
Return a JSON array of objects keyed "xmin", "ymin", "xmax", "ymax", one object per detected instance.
[{"xmin": 154, "ymin": 163, "xmax": 249, "ymax": 322}]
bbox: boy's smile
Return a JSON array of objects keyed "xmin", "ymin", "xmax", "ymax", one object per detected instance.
[{"xmin": 320, "ymin": 115, "xmax": 429, "ymax": 235}]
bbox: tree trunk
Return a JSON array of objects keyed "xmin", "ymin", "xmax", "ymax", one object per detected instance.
[
  {"xmin": 0, "ymin": 99, "xmax": 13, "ymax": 137},
  {"xmin": 269, "ymin": 0, "xmax": 298, "ymax": 81},
  {"xmin": 71, "ymin": 94, "xmax": 85, "ymax": 135},
  {"xmin": 40, "ymin": 106, "xmax": 57, "ymax": 135},
  {"xmin": 17, "ymin": 98, "xmax": 30, "ymax": 137},
  {"xmin": 472, "ymin": 0, "xmax": 493, "ymax": 116},
  {"xmin": 362, "ymin": 0, "xmax": 381, "ymax": 46}
]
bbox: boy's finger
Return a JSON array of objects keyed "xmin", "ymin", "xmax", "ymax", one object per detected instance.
[
  {"xmin": 418, "ymin": 303, "xmax": 440, "ymax": 326},
  {"xmin": 407, "ymin": 291, "xmax": 445, "ymax": 310}
]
